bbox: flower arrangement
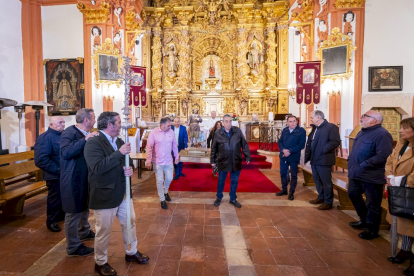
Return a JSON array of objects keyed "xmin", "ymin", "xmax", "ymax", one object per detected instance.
[{"xmin": 232, "ymin": 113, "xmax": 239, "ymax": 121}]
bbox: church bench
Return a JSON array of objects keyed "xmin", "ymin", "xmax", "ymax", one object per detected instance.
[
  {"xmin": 257, "ymin": 150, "xmax": 280, "ymax": 170},
  {"xmin": 0, "ymin": 151, "xmax": 46, "ymax": 219},
  {"xmin": 298, "ymin": 164, "xmax": 315, "ymax": 186}
]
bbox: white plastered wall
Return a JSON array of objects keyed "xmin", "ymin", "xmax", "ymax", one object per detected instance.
[
  {"xmin": 362, "ymin": 0, "xmax": 414, "ymax": 116},
  {"xmin": 41, "ymin": 4, "xmax": 84, "ymax": 127},
  {"xmin": 0, "ymin": 1, "xmax": 25, "ymax": 153}
]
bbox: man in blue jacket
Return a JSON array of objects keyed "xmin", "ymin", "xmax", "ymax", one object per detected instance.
[
  {"xmin": 60, "ymin": 109, "xmax": 98, "ymax": 257},
  {"xmin": 171, "ymin": 117, "xmax": 189, "ymax": 180},
  {"xmin": 34, "ymin": 116, "xmax": 66, "ymax": 232},
  {"xmin": 276, "ymin": 115, "xmax": 306, "ymax": 200},
  {"xmin": 347, "ymin": 110, "xmax": 393, "ymax": 240},
  {"xmin": 304, "ymin": 110, "xmax": 341, "ymax": 210}
]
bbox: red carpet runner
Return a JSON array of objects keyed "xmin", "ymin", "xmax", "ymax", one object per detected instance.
[{"xmin": 169, "ymin": 142, "xmax": 280, "ymax": 193}]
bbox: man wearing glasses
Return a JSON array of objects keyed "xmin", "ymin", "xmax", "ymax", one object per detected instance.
[{"xmin": 347, "ymin": 110, "xmax": 393, "ymax": 240}]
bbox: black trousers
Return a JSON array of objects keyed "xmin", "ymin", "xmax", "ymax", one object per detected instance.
[
  {"xmin": 46, "ymin": 180, "xmax": 65, "ymax": 225},
  {"xmin": 311, "ymin": 165, "xmax": 334, "ymax": 204},
  {"xmin": 348, "ymin": 178, "xmax": 384, "ymax": 234}
]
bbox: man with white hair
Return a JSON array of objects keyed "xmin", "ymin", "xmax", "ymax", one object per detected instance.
[
  {"xmin": 304, "ymin": 110, "xmax": 340, "ymax": 210},
  {"xmin": 205, "ymin": 111, "xmax": 219, "ymax": 132},
  {"xmin": 34, "ymin": 116, "xmax": 66, "ymax": 232},
  {"xmin": 347, "ymin": 110, "xmax": 393, "ymax": 240}
]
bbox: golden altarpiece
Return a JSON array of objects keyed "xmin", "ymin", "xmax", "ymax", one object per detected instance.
[{"xmin": 139, "ymin": 0, "xmax": 290, "ymax": 121}]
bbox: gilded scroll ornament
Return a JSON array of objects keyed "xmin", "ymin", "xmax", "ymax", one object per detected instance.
[
  {"xmin": 277, "ymin": 91, "xmax": 289, "ymax": 114},
  {"xmin": 289, "ymin": 0, "xmax": 314, "ymax": 23},
  {"xmin": 236, "ymin": 27, "xmax": 249, "ymax": 88},
  {"xmin": 76, "ymin": 2, "xmax": 110, "ymax": 24},
  {"xmin": 151, "ymin": 28, "xmax": 163, "ymax": 89},
  {"xmin": 334, "ymin": 0, "xmax": 365, "ymax": 8},
  {"xmin": 265, "ymin": 25, "xmax": 277, "ymax": 88},
  {"xmin": 178, "ymin": 27, "xmax": 191, "ymax": 90}
]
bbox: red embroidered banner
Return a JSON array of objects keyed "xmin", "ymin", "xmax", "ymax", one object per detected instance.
[
  {"xmin": 130, "ymin": 66, "xmax": 146, "ymax": 106},
  {"xmin": 295, "ymin": 61, "xmax": 321, "ymax": 105}
]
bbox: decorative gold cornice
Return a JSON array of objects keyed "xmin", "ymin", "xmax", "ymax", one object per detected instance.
[
  {"xmin": 289, "ymin": 0, "xmax": 314, "ymax": 23},
  {"xmin": 334, "ymin": 0, "xmax": 365, "ymax": 8},
  {"xmin": 76, "ymin": 1, "xmax": 110, "ymax": 24},
  {"xmin": 76, "ymin": 57, "xmax": 84, "ymax": 64},
  {"xmin": 126, "ymin": 10, "xmax": 140, "ymax": 31}
]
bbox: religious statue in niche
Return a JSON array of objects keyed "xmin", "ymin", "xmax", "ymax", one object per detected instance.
[
  {"xmin": 114, "ymin": 6, "xmax": 123, "ymax": 27},
  {"xmin": 316, "ymin": 0, "xmax": 329, "ymax": 46},
  {"xmin": 343, "ymin": 10, "xmax": 355, "ymax": 40},
  {"xmin": 209, "ymin": 58, "xmax": 215, "ymax": 78},
  {"xmin": 189, "ymin": 106, "xmax": 203, "ymax": 146},
  {"xmin": 91, "ymin": 26, "xmax": 102, "ymax": 52},
  {"xmin": 247, "ymin": 40, "xmax": 263, "ymax": 75},
  {"xmin": 45, "ymin": 59, "xmax": 84, "ymax": 115},
  {"xmin": 113, "ymin": 32, "xmax": 122, "ymax": 54},
  {"xmin": 164, "ymin": 43, "xmax": 179, "ymax": 78}
]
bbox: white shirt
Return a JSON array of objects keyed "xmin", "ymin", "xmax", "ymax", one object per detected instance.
[
  {"xmin": 205, "ymin": 117, "xmax": 219, "ymax": 131},
  {"xmin": 174, "ymin": 126, "xmax": 180, "ymax": 143}
]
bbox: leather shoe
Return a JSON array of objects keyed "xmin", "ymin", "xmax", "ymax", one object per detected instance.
[
  {"xmin": 180, "ymin": 173, "xmax": 186, "ymax": 177},
  {"xmin": 173, "ymin": 176, "xmax": 180, "ymax": 180},
  {"xmin": 164, "ymin": 193, "xmax": 172, "ymax": 202},
  {"xmin": 309, "ymin": 198, "xmax": 324, "ymax": 204},
  {"xmin": 68, "ymin": 244, "xmax": 94, "ymax": 257},
  {"xmin": 229, "ymin": 200, "xmax": 242, "ymax": 208},
  {"xmin": 161, "ymin": 201, "xmax": 168, "ymax": 209},
  {"xmin": 288, "ymin": 193, "xmax": 294, "ymax": 201},
  {"xmin": 403, "ymin": 258, "xmax": 414, "ymax": 276},
  {"xmin": 349, "ymin": 220, "xmax": 366, "ymax": 229},
  {"xmin": 317, "ymin": 203, "xmax": 333, "ymax": 210},
  {"xmin": 276, "ymin": 190, "xmax": 287, "ymax": 196},
  {"xmin": 125, "ymin": 251, "xmax": 150, "ymax": 264},
  {"xmin": 47, "ymin": 223, "xmax": 61, "ymax": 232},
  {"xmin": 387, "ymin": 249, "xmax": 414, "ymax": 264},
  {"xmin": 95, "ymin": 263, "xmax": 117, "ymax": 276},
  {"xmin": 358, "ymin": 229, "xmax": 379, "ymax": 240},
  {"xmin": 214, "ymin": 198, "xmax": 221, "ymax": 207}
]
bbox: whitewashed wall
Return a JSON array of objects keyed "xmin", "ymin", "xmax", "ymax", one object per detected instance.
[
  {"xmin": 41, "ymin": 4, "xmax": 84, "ymax": 128},
  {"xmin": 0, "ymin": 1, "xmax": 25, "ymax": 153},
  {"xmin": 362, "ymin": 0, "xmax": 414, "ymax": 113}
]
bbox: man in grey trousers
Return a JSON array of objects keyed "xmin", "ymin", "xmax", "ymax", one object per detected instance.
[{"xmin": 60, "ymin": 109, "xmax": 98, "ymax": 256}]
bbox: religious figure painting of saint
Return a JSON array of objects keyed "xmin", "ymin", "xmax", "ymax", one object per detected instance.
[
  {"xmin": 44, "ymin": 58, "xmax": 85, "ymax": 115},
  {"xmin": 303, "ymin": 69, "xmax": 315, "ymax": 84},
  {"xmin": 369, "ymin": 66, "xmax": 403, "ymax": 92}
]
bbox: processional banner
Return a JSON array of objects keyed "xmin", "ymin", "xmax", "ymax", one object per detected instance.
[
  {"xmin": 295, "ymin": 61, "xmax": 321, "ymax": 105},
  {"xmin": 129, "ymin": 66, "xmax": 147, "ymax": 106}
]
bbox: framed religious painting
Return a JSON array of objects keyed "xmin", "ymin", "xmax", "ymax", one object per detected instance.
[
  {"xmin": 92, "ymin": 38, "xmax": 122, "ymax": 88},
  {"xmin": 368, "ymin": 66, "xmax": 403, "ymax": 92},
  {"xmin": 44, "ymin": 58, "xmax": 85, "ymax": 116},
  {"xmin": 316, "ymin": 27, "xmax": 356, "ymax": 81}
]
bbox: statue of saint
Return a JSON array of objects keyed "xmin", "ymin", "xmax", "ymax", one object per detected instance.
[
  {"xmin": 189, "ymin": 107, "xmax": 203, "ymax": 146},
  {"xmin": 57, "ymin": 73, "xmax": 73, "ymax": 99},
  {"xmin": 209, "ymin": 58, "xmax": 215, "ymax": 78},
  {"xmin": 165, "ymin": 44, "xmax": 179, "ymax": 77},
  {"xmin": 247, "ymin": 41, "xmax": 263, "ymax": 74}
]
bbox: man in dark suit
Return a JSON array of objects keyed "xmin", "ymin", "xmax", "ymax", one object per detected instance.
[
  {"xmin": 276, "ymin": 115, "xmax": 306, "ymax": 200},
  {"xmin": 211, "ymin": 114, "xmax": 251, "ymax": 208},
  {"xmin": 171, "ymin": 117, "xmax": 188, "ymax": 180},
  {"xmin": 34, "ymin": 116, "xmax": 66, "ymax": 232},
  {"xmin": 60, "ymin": 109, "xmax": 98, "ymax": 257},
  {"xmin": 304, "ymin": 110, "xmax": 341, "ymax": 210},
  {"xmin": 84, "ymin": 112, "xmax": 149, "ymax": 276}
]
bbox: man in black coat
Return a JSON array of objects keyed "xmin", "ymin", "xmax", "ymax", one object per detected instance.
[
  {"xmin": 276, "ymin": 115, "xmax": 306, "ymax": 200},
  {"xmin": 84, "ymin": 112, "xmax": 149, "ymax": 276},
  {"xmin": 304, "ymin": 110, "xmax": 341, "ymax": 210},
  {"xmin": 34, "ymin": 116, "xmax": 66, "ymax": 232},
  {"xmin": 347, "ymin": 110, "xmax": 393, "ymax": 240},
  {"xmin": 60, "ymin": 109, "xmax": 98, "ymax": 257},
  {"xmin": 210, "ymin": 114, "xmax": 251, "ymax": 208}
]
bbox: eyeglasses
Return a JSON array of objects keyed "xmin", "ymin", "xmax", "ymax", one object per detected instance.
[{"xmin": 361, "ymin": 114, "xmax": 374, "ymax": 119}]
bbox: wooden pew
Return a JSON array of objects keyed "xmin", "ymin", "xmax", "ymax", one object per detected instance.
[
  {"xmin": 0, "ymin": 151, "xmax": 47, "ymax": 219},
  {"xmin": 298, "ymin": 164, "xmax": 315, "ymax": 186}
]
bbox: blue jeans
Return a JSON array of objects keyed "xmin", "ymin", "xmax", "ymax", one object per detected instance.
[
  {"xmin": 216, "ymin": 170, "xmax": 241, "ymax": 202},
  {"xmin": 280, "ymin": 161, "xmax": 298, "ymax": 193},
  {"xmin": 311, "ymin": 165, "xmax": 334, "ymax": 204},
  {"xmin": 174, "ymin": 162, "xmax": 183, "ymax": 176}
]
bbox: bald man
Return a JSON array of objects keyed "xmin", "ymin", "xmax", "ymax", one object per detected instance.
[
  {"xmin": 34, "ymin": 116, "xmax": 66, "ymax": 232},
  {"xmin": 347, "ymin": 110, "xmax": 393, "ymax": 240}
]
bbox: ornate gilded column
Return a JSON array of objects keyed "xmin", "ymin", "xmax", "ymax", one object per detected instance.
[
  {"xmin": 151, "ymin": 27, "xmax": 163, "ymax": 90},
  {"xmin": 236, "ymin": 26, "xmax": 249, "ymax": 89},
  {"xmin": 277, "ymin": 19, "xmax": 289, "ymax": 113},
  {"xmin": 265, "ymin": 23, "xmax": 277, "ymax": 89},
  {"xmin": 178, "ymin": 26, "xmax": 191, "ymax": 90}
]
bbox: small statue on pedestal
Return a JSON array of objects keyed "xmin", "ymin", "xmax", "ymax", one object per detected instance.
[{"xmin": 189, "ymin": 107, "xmax": 203, "ymax": 147}]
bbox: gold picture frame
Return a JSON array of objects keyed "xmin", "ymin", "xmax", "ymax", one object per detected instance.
[
  {"xmin": 316, "ymin": 27, "xmax": 356, "ymax": 82},
  {"xmin": 92, "ymin": 38, "xmax": 122, "ymax": 88}
]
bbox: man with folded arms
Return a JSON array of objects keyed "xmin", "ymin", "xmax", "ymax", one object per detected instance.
[{"xmin": 84, "ymin": 111, "xmax": 149, "ymax": 276}]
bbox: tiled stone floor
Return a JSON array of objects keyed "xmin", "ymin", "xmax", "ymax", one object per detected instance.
[{"xmin": 0, "ymin": 169, "xmax": 411, "ymax": 276}]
